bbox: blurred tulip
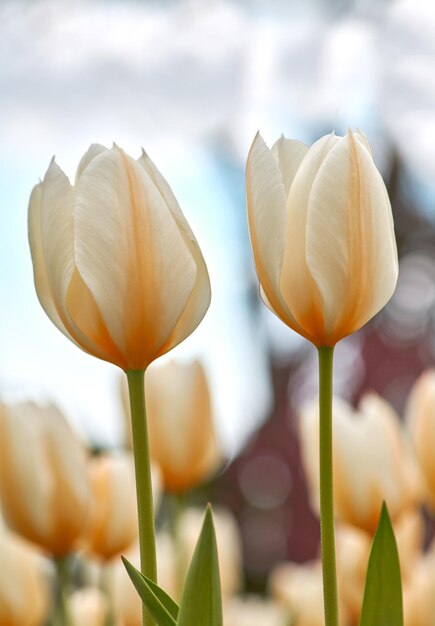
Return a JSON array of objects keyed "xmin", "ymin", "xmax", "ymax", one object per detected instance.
[
  {"xmin": 112, "ymin": 533, "xmax": 177, "ymax": 626},
  {"xmin": 224, "ymin": 595, "xmax": 289, "ymax": 626},
  {"xmin": 335, "ymin": 524, "xmax": 370, "ymax": 621},
  {"xmin": 406, "ymin": 370, "xmax": 435, "ymax": 509},
  {"xmin": 246, "ymin": 130, "xmax": 398, "ymax": 346},
  {"xmin": 82, "ymin": 453, "xmax": 137, "ymax": 561},
  {"xmin": 394, "ymin": 508, "xmax": 424, "ymax": 582},
  {"xmin": 403, "ymin": 548, "xmax": 435, "ymax": 626},
  {"xmin": 0, "ymin": 402, "xmax": 89, "ymax": 555},
  {"xmin": 127, "ymin": 360, "xmax": 221, "ymax": 493},
  {"xmin": 299, "ymin": 394, "xmax": 419, "ymax": 533},
  {"xmin": 69, "ymin": 588, "xmax": 110, "ymax": 626},
  {"xmin": 28, "ymin": 144, "xmax": 210, "ymax": 371},
  {"xmin": 270, "ymin": 560, "xmax": 350, "ymax": 626},
  {"xmin": 0, "ymin": 528, "xmax": 49, "ymax": 626}
]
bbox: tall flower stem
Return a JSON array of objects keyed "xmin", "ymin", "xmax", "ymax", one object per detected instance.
[
  {"xmin": 53, "ymin": 556, "xmax": 72, "ymax": 626},
  {"xmin": 318, "ymin": 346, "xmax": 338, "ymax": 626},
  {"xmin": 126, "ymin": 369, "xmax": 157, "ymax": 626}
]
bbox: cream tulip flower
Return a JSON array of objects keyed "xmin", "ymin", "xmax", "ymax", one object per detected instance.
[
  {"xmin": 269, "ymin": 560, "xmax": 350, "ymax": 626},
  {"xmin": 82, "ymin": 453, "xmax": 138, "ymax": 561},
  {"xmin": 299, "ymin": 394, "xmax": 419, "ymax": 533},
  {"xmin": 123, "ymin": 360, "xmax": 221, "ymax": 493},
  {"xmin": 406, "ymin": 370, "xmax": 435, "ymax": 509},
  {"xmin": 28, "ymin": 144, "xmax": 210, "ymax": 371},
  {"xmin": 0, "ymin": 529, "xmax": 49, "ymax": 626},
  {"xmin": 0, "ymin": 402, "xmax": 89, "ymax": 556},
  {"xmin": 69, "ymin": 588, "xmax": 111, "ymax": 626},
  {"xmin": 403, "ymin": 548, "xmax": 435, "ymax": 626},
  {"xmin": 246, "ymin": 130, "xmax": 398, "ymax": 346},
  {"xmin": 224, "ymin": 596, "xmax": 289, "ymax": 626}
]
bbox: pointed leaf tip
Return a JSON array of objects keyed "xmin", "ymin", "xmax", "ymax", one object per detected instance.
[
  {"xmin": 359, "ymin": 502, "xmax": 403, "ymax": 626},
  {"xmin": 122, "ymin": 556, "xmax": 177, "ymax": 626}
]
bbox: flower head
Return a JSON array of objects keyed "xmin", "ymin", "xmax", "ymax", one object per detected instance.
[
  {"xmin": 28, "ymin": 144, "xmax": 211, "ymax": 370},
  {"xmin": 246, "ymin": 130, "xmax": 398, "ymax": 346}
]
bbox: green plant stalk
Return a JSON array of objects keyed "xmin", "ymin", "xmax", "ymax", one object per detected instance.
[
  {"xmin": 126, "ymin": 369, "xmax": 157, "ymax": 626},
  {"xmin": 100, "ymin": 565, "xmax": 115, "ymax": 626},
  {"xmin": 169, "ymin": 493, "xmax": 187, "ymax": 599},
  {"xmin": 318, "ymin": 346, "xmax": 339, "ymax": 626},
  {"xmin": 53, "ymin": 556, "xmax": 72, "ymax": 626}
]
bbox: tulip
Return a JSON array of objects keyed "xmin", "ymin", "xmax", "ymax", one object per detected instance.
[
  {"xmin": 139, "ymin": 360, "xmax": 221, "ymax": 493},
  {"xmin": 406, "ymin": 370, "xmax": 435, "ymax": 509},
  {"xmin": 28, "ymin": 144, "xmax": 211, "ymax": 371},
  {"xmin": 246, "ymin": 130, "xmax": 398, "ymax": 347},
  {"xmin": 69, "ymin": 588, "xmax": 110, "ymax": 626},
  {"xmin": 299, "ymin": 394, "xmax": 420, "ymax": 533},
  {"xmin": 269, "ymin": 560, "xmax": 350, "ymax": 626},
  {"xmin": 335, "ymin": 525, "xmax": 370, "ymax": 622},
  {"xmin": 28, "ymin": 144, "xmax": 211, "ymax": 626},
  {"xmin": 224, "ymin": 596, "xmax": 289, "ymax": 626},
  {"xmin": 403, "ymin": 548, "xmax": 435, "ymax": 626},
  {"xmin": 0, "ymin": 402, "xmax": 89, "ymax": 556},
  {"xmin": 82, "ymin": 453, "xmax": 138, "ymax": 561},
  {"xmin": 0, "ymin": 528, "xmax": 49, "ymax": 626}
]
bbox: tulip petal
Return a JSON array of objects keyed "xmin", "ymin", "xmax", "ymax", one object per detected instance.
[
  {"xmin": 306, "ymin": 132, "xmax": 398, "ymax": 341},
  {"xmin": 137, "ymin": 151, "xmax": 211, "ymax": 354},
  {"xmin": 271, "ymin": 136, "xmax": 308, "ymax": 194},
  {"xmin": 0, "ymin": 404, "xmax": 50, "ymax": 544},
  {"xmin": 246, "ymin": 134, "xmax": 309, "ymax": 337},
  {"xmin": 279, "ymin": 133, "xmax": 339, "ymax": 341},
  {"xmin": 75, "ymin": 143, "xmax": 108, "ymax": 184},
  {"xmin": 28, "ymin": 182, "xmax": 71, "ymax": 336},
  {"xmin": 74, "ymin": 147, "xmax": 197, "ymax": 368}
]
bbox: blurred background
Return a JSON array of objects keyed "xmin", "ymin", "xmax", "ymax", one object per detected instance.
[{"xmin": 2, "ymin": 0, "xmax": 435, "ymax": 600}]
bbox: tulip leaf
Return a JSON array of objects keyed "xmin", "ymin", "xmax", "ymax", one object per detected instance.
[
  {"xmin": 359, "ymin": 502, "xmax": 403, "ymax": 626},
  {"xmin": 122, "ymin": 556, "xmax": 178, "ymax": 626},
  {"xmin": 176, "ymin": 505, "xmax": 223, "ymax": 626}
]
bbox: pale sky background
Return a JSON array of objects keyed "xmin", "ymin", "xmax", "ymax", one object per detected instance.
[{"xmin": 1, "ymin": 0, "xmax": 435, "ymax": 453}]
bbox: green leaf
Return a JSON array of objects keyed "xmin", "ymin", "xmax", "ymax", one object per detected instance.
[
  {"xmin": 122, "ymin": 556, "xmax": 178, "ymax": 626},
  {"xmin": 359, "ymin": 502, "xmax": 403, "ymax": 626},
  {"xmin": 177, "ymin": 505, "xmax": 223, "ymax": 626}
]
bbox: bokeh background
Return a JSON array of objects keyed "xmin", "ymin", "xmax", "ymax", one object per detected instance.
[{"xmin": 2, "ymin": 0, "xmax": 435, "ymax": 593}]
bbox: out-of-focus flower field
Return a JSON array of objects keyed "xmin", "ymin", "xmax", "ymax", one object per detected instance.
[{"xmin": 2, "ymin": 0, "xmax": 435, "ymax": 625}]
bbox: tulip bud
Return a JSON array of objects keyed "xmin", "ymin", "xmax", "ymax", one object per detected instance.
[
  {"xmin": 224, "ymin": 596, "xmax": 289, "ymax": 626},
  {"xmin": 28, "ymin": 144, "xmax": 211, "ymax": 371},
  {"xmin": 127, "ymin": 360, "xmax": 221, "ymax": 493},
  {"xmin": 299, "ymin": 394, "xmax": 419, "ymax": 533},
  {"xmin": 0, "ymin": 529, "xmax": 49, "ymax": 626},
  {"xmin": 406, "ymin": 370, "xmax": 435, "ymax": 509},
  {"xmin": 335, "ymin": 524, "xmax": 370, "ymax": 621},
  {"xmin": 69, "ymin": 588, "xmax": 110, "ymax": 626},
  {"xmin": 82, "ymin": 453, "xmax": 137, "ymax": 561},
  {"xmin": 246, "ymin": 130, "xmax": 398, "ymax": 346},
  {"xmin": 0, "ymin": 402, "xmax": 90, "ymax": 555}
]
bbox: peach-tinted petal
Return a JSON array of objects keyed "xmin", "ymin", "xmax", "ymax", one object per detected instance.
[
  {"xmin": 279, "ymin": 133, "xmax": 339, "ymax": 342},
  {"xmin": 306, "ymin": 131, "xmax": 398, "ymax": 343},
  {"xmin": 271, "ymin": 136, "xmax": 308, "ymax": 194},
  {"xmin": 75, "ymin": 143, "xmax": 108, "ymax": 184},
  {"xmin": 74, "ymin": 147, "xmax": 196, "ymax": 369},
  {"xmin": 137, "ymin": 150, "xmax": 211, "ymax": 355}
]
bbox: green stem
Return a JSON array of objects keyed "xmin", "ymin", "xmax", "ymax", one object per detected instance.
[
  {"xmin": 318, "ymin": 346, "xmax": 339, "ymax": 626},
  {"xmin": 126, "ymin": 369, "xmax": 157, "ymax": 626},
  {"xmin": 169, "ymin": 493, "xmax": 187, "ymax": 599},
  {"xmin": 53, "ymin": 556, "xmax": 72, "ymax": 626},
  {"xmin": 100, "ymin": 565, "xmax": 115, "ymax": 626}
]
